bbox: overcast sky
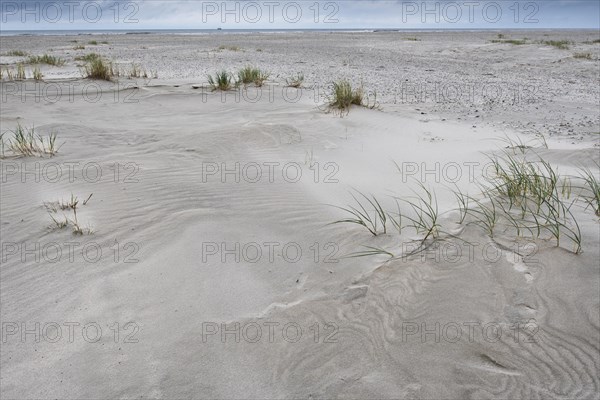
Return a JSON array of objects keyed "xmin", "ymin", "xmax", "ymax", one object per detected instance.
[{"xmin": 1, "ymin": 1, "xmax": 599, "ymax": 30}]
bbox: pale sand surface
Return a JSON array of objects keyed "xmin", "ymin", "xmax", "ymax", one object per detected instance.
[{"xmin": 0, "ymin": 31, "xmax": 599, "ymax": 398}]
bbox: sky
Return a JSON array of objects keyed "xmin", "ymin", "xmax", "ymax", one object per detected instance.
[{"xmin": 1, "ymin": 0, "xmax": 599, "ymax": 30}]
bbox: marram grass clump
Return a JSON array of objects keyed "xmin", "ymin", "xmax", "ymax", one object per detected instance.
[
  {"xmin": 286, "ymin": 73, "xmax": 304, "ymax": 88},
  {"xmin": 237, "ymin": 66, "xmax": 270, "ymax": 87},
  {"xmin": 328, "ymin": 80, "xmax": 363, "ymax": 111},
  {"xmin": 27, "ymin": 54, "xmax": 65, "ymax": 66},
  {"xmin": 325, "ymin": 80, "xmax": 380, "ymax": 115},
  {"xmin": 0, "ymin": 124, "xmax": 61, "ymax": 158},
  {"xmin": 75, "ymin": 53, "xmax": 101, "ymax": 62},
  {"xmin": 331, "ymin": 149, "xmax": 594, "ymax": 258},
  {"xmin": 32, "ymin": 66, "xmax": 43, "ymax": 81},
  {"xmin": 5, "ymin": 50, "xmax": 27, "ymax": 57},
  {"xmin": 207, "ymin": 70, "xmax": 238, "ymax": 91},
  {"xmin": 82, "ymin": 57, "xmax": 117, "ymax": 81},
  {"xmin": 543, "ymin": 40, "xmax": 571, "ymax": 50}
]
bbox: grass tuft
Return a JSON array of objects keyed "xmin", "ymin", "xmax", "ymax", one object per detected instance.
[
  {"xmin": 491, "ymin": 39, "xmax": 527, "ymax": 45},
  {"xmin": 398, "ymin": 182, "xmax": 441, "ymax": 246},
  {"xmin": 46, "ymin": 194, "xmax": 93, "ymax": 235},
  {"xmin": 126, "ymin": 64, "xmax": 157, "ymax": 79},
  {"xmin": 27, "ymin": 54, "xmax": 66, "ymax": 66},
  {"xmin": 331, "ymin": 191, "xmax": 388, "ymax": 236},
  {"xmin": 82, "ymin": 57, "xmax": 117, "ymax": 81},
  {"xmin": 218, "ymin": 45, "xmax": 241, "ymax": 51},
  {"xmin": 286, "ymin": 73, "xmax": 304, "ymax": 88},
  {"xmin": 579, "ymin": 165, "xmax": 600, "ymax": 217},
  {"xmin": 543, "ymin": 40, "xmax": 571, "ymax": 50},
  {"xmin": 480, "ymin": 150, "xmax": 584, "ymax": 253},
  {"xmin": 237, "ymin": 66, "xmax": 270, "ymax": 87},
  {"xmin": 16, "ymin": 64, "xmax": 26, "ymax": 80},
  {"xmin": 0, "ymin": 124, "xmax": 61, "ymax": 158},
  {"xmin": 75, "ymin": 53, "xmax": 101, "ymax": 62},
  {"xmin": 5, "ymin": 50, "xmax": 27, "ymax": 56},
  {"xmin": 32, "ymin": 66, "xmax": 43, "ymax": 81},
  {"xmin": 207, "ymin": 70, "xmax": 237, "ymax": 91},
  {"xmin": 327, "ymin": 80, "xmax": 364, "ymax": 114},
  {"xmin": 329, "ymin": 148, "xmax": 593, "ymax": 258}
]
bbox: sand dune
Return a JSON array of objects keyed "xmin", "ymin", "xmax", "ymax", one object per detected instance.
[{"xmin": 1, "ymin": 31, "xmax": 599, "ymax": 399}]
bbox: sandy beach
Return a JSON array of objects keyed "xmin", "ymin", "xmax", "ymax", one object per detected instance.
[{"xmin": 1, "ymin": 30, "xmax": 599, "ymax": 399}]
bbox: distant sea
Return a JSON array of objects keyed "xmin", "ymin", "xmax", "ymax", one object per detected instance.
[
  {"xmin": 4, "ymin": 29, "xmax": 375, "ymax": 36},
  {"xmin": 1, "ymin": 28, "xmax": 582, "ymax": 36}
]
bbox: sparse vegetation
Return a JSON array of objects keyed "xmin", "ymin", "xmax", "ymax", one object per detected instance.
[
  {"xmin": 129, "ymin": 63, "xmax": 144, "ymax": 78},
  {"xmin": 82, "ymin": 57, "xmax": 117, "ymax": 81},
  {"xmin": 331, "ymin": 191, "xmax": 388, "ymax": 236},
  {"xmin": 49, "ymin": 214, "xmax": 69, "ymax": 230},
  {"xmin": 217, "ymin": 45, "xmax": 241, "ymax": 51},
  {"xmin": 46, "ymin": 194, "xmax": 93, "ymax": 235},
  {"xmin": 126, "ymin": 64, "xmax": 157, "ymax": 79},
  {"xmin": 16, "ymin": 64, "xmax": 26, "ymax": 80},
  {"xmin": 399, "ymin": 182, "xmax": 441, "ymax": 246},
  {"xmin": 27, "ymin": 54, "xmax": 66, "ymax": 66},
  {"xmin": 330, "ymin": 80, "xmax": 363, "ymax": 108},
  {"xmin": 327, "ymin": 80, "xmax": 364, "ymax": 113},
  {"xmin": 5, "ymin": 50, "xmax": 27, "ymax": 57},
  {"xmin": 237, "ymin": 66, "xmax": 270, "ymax": 87},
  {"xmin": 325, "ymin": 80, "xmax": 380, "ymax": 115},
  {"xmin": 579, "ymin": 165, "xmax": 600, "ymax": 217},
  {"xmin": 207, "ymin": 70, "xmax": 237, "ymax": 91},
  {"xmin": 542, "ymin": 40, "xmax": 571, "ymax": 50},
  {"xmin": 88, "ymin": 40, "xmax": 98, "ymax": 45},
  {"xmin": 32, "ymin": 66, "xmax": 43, "ymax": 81},
  {"xmin": 332, "ymin": 145, "xmax": 594, "ymax": 258},
  {"xmin": 286, "ymin": 73, "xmax": 304, "ymax": 88},
  {"xmin": 75, "ymin": 53, "xmax": 101, "ymax": 62},
  {"xmin": 491, "ymin": 39, "xmax": 527, "ymax": 45},
  {"xmin": 0, "ymin": 124, "xmax": 60, "ymax": 158}
]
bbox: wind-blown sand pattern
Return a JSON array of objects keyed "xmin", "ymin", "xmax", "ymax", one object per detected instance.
[{"xmin": 1, "ymin": 31, "xmax": 599, "ymax": 399}]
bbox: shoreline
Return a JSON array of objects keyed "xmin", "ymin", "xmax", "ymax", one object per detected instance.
[{"xmin": 2, "ymin": 27, "xmax": 600, "ymax": 36}]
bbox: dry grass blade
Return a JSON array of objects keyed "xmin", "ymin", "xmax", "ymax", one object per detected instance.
[
  {"xmin": 330, "ymin": 190, "xmax": 388, "ymax": 236},
  {"xmin": 397, "ymin": 182, "xmax": 440, "ymax": 245},
  {"xmin": 347, "ymin": 246, "xmax": 395, "ymax": 259},
  {"xmin": 579, "ymin": 165, "xmax": 600, "ymax": 216}
]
